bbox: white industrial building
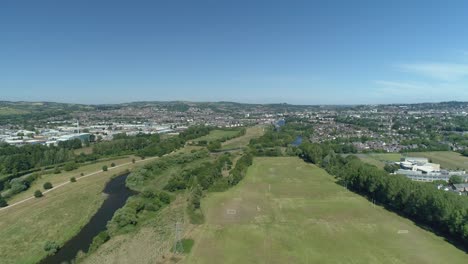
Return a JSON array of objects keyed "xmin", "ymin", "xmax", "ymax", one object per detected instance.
[{"xmin": 395, "ymin": 157, "xmax": 467, "ymax": 182}]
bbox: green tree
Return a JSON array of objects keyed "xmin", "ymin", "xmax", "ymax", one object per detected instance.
[
  {"xmin": 207, "ymin": 140, "xmax": 222, "ymax": 152},
  {"xmin": 449, "ymin": 175, "xmax": 463, "ymax": 185},
  {"xmin": 0, "ymin": 195, "xmax": 8, "ymax": 207},
  {"xmin": 70, "ymin": 177, "xmax": 77, "ymax": 183},
  {"xmin": 34, "ymin": 190, "xmax": 43, "ymax": 198},
  {"xmin": 102, "ymin": 165, "xmax": 108, "ymax": 171},
  {"xmin": 43, "ymin": 241, "xmax": 60, "ymax": 255},
  {"xmin": 43, "ymin": 182, "xmax": 53, "ymax": 189},
  {"xmin": 384, "ymin": 163, "xmax": 399, "ymax": 173}
]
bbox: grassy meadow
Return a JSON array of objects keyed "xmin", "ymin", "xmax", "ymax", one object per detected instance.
[
  {"xmin": 184, "ymin": 157, "xmax": 467, "ymax": 264},
  {"xmin": 221, "ymin": 125, "xmax": 265, "ymax": 149},
  {"xmin": 193, "ymin": 129, "xmax": 241, "ymax": 143}
]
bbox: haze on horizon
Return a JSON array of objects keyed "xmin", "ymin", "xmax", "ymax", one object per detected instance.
[{"xmin": 1, "ymin": 0, "xmax": 468, "ymax": 105}]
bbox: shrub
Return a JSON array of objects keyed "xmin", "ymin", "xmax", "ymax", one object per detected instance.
[
  {"xmin": 80, "ymin": 172, "xmax": 84, "ymax": 176},
  {"xmin": 111, "ymin": 162, "xmax": 116, "ymax": 167},
  {"xmin": 132, "ymin": 158, "xmax": 136, "ymax": 164},
  {"xmin": 34, "ymin": 190, "xmax": 43, "ymax": 198},
  {"xmin": 102, "ymin": 165, "xmax": 108, "ymax": 171},
  {"xmin": 88, "ymin": 231, "xmax": 110, "ymax": 253},
  {"xmin": 158, "ymin": 192, "xmax": 172, "ymax": 204},
  {"xmin": 9, "ymin": 178, "xmax": 27, "ymax": 195},
  {"xmin": 43, "ymin": 182, "xmax": 53, "ymax": 190},
  {"xmin": 43, "ymin": 241, "xmax": 60, "ymax": 255},
  {"xmin": 0, "ymin": 196, "xmax": 7, "ymax": 207},
  {"xmin": 64, "ymin": 162, "xmax": 78, "ymax": 171},
  {"xmin": 53, "ymin": 167, "xmax": 61, "ymax": 174},
  {"xmin": 70, "ymin": 177, "xmax": 77, "ymax": 183}
]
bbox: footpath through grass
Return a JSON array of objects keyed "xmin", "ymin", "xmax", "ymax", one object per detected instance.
[{"xmin": 185, "ymin": 157, "xmax": 467, "ymax": 264}]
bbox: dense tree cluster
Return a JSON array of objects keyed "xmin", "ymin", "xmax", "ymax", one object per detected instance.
[
  {"xmin": 249, "ymin": 123, "xmax": 311, "ymax": 156},
  {"xmin": 92, "ymin": 133, "xmax": 158, "ymax": 156},
  {"xmin": 106, "ymin": 190, "xmax": 171, "ymax": 235},
  {"xmin": 164, "ymin": 153, "xmax": 231, "ymax": 192},
  {"xmin": 126, "ymin": 150, "xmax": 210, "ymax": 191},
  {"xmin": 0, "ymin": 143, "xmax": 74, "ymax": 175},
  {"xmin": 57, "ymin": 138, "xmax": 84, "ymax": 149},
  {"xmin": 227, "ymin": 153, "xmax": 253, "ymax": 187},
  {"xmin": 299, "ymin": 142, "xmax": 468, "ymax": 248}
]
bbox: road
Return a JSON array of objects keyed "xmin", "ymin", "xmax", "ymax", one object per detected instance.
[{"xmin": 0, "ymin": 156, "xmax": 159, "ymax": 212}]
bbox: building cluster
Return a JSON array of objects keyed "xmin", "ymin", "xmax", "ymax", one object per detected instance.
[{"xmin": 395, "ymin": 157, "xmax": 468, "ymax": 184}]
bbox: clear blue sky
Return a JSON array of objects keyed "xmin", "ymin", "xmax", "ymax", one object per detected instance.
[{"xmin": 1, "ymin": 0, "xmax": 468, "ymax": 105}]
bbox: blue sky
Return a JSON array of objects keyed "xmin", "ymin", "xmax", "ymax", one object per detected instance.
[{"xmin": 1, "ymin": 0, "xmax": 468, "ymax": 105}]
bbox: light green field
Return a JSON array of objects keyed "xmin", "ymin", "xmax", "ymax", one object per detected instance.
[
  {"xmin": 0, "ymin": 157, "xmax": 156, "ymax": 264},
  {"xmin": 354, "ymin": 154, "xmax": 387, "ymax": 168},
  {"xmin": 222, "ymin": 125, "xmax": 265, "ymax": 149},
  {"xmin": 184, "ymin": 157, "xmax": 467, "ymax": 264},
  {"xmin": 408, "ymin": 151, "xmax": 468, "ymax": 170},
  {"xmin": 193, "ymin": 129, "xmax": 240, "ymax": 142},
  {"xmin": 0, "ymin": 107, "xmax": 29, "ymax": 116},
  {"xmin": 356, "ymin": 153, "xmax": 402, "ymax": 168}
]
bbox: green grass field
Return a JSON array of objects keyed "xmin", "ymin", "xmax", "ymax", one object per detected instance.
[
  {"xmin": 0, "ymin": 157, "xmax": 156, "ymax": 264},
  {"xmin": 184, "ymin": 157, "xmax": 467, "ymax": 264},
  {"xmin": 193, "ymin": 129, "xmax": 241, "ymax": 142},
  {"xmin": 0, "ymin": 107, "xmax": 29, "ymax": 116},
  {"xmin": 222, "ymin": 125, "xmax": 265, "ymax": 149}
]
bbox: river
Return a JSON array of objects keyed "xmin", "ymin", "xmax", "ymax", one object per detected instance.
[{"xmin": 39, "ymin": 173, "xmax": 134, "ymax": 264}]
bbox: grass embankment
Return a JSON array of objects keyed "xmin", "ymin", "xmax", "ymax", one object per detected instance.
[
  {"xmin": 0, "ymin": 157, "xmax": 155, "ymax": 264},
  {"xmin": 221, "ymin": 125, "xmax": 265, "ymax": 150},
  {"xmin": 81, "ymin": 153, "xmax": 214, "ymax": 264},
  {"xmin": 184, "ymin": 157, "xmax": 467, "ymax": 264}
]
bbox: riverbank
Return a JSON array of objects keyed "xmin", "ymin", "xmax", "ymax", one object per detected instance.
[
  {"xmin": 0, "ymin": 157, "xmax": 156, "ymax": 264},
  {"xmin": 40, "ymin": 173, "xmax": 134, "ymax": 264}
]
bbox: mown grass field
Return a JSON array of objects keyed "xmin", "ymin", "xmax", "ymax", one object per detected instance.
[
  {"xmin": 184, "ymin": 157, "xmax": 467, "ymax": 264},
  {"xmin": 222, "ymin": 125, "xmax": 265, "ymax": 149},
  {"xmin": 0, "ymin": 157, "xmax": 156, "ymax": 264},
  {"xmin": 193, "ymin": 129, "xmax": 241, "ymax": 142}
]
